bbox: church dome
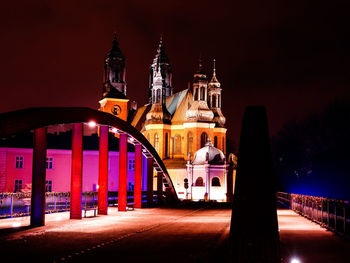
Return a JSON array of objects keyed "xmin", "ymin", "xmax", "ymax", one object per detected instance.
[{"xmin": 192, "ymin": 140, "xmax": 226, "ymax": 165}]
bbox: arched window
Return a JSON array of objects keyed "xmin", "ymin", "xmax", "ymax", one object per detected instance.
[
  {"xmin": 195, "ymin": 177, "xmax": 204, "ymax": 186},
  {"xmin": 156, "ymin": 89, "xmax": 161, "ymax": 103},
  {"xmin": 212, "ymin": 94, "xmax": 217, "ymax": 108},
  {"xmin": 187, "ymin": 132, "xmax": 193, "ymax": 157},
  {"xmin": 214, "ymin": 136, "xmax": 218, "ymax": 148},
  {"xmin": 174, "ymin": 134, "xmax": 181, "ymax": 154},
  {"xmin": 194, "ymin": 87, "xmax": 198, "ymax": 101},
  {"xmin": 154, "ymin": 133, "xmax": 159, "ymax": 153},
  {"xmin": 212, "ymin": 177, "xmax": 221, "ymax": 186},
  {"xmin": 200, "ymin": 86, "xmax": 205, "ymax": 101},
  {"xmin": 165, "ymin": 133, "xmax": 169, "ymax": 158},
  {"xmin": 201, "ymin": 132, "xmax": 208, "ymax": 148}
]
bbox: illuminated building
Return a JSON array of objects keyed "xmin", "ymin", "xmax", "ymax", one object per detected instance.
[{"xmin": 98, "ymin": 35, "xmax": 230, "ymax": 200}]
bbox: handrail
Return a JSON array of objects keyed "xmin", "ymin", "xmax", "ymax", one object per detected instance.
[{"xmin": 277, "ymin": 192, "xmax": 350, "ymax": 239}]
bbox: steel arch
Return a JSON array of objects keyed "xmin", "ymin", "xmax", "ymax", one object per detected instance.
[{"xmin": 0, "ymin": 107, "xmax": 178, "ymax": 201}]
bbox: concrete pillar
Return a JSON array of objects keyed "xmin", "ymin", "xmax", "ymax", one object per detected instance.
[
  {"xmin": 30, "ymin": 127, "xmax": 47, "ymax": 227},
  {"xmin": 98, "ymin": 125, "xmax": 109, "ymax": 215},
  {"xmin": 70, "ymin": 123, "xmax": 83, "ymax": 219},
  {"xmin": 146, "ymin": 157, "xmax": 154, "ymax": 207},
  {"xmin": 118, "ymin": 133, "xmax": 128, "ymax": 211},
  {"xmin": 134, "ymin": 144, "xmax": 142, "ymax": 208},
  {"xmin": 157, "ymin": 171, "xmax": 163, "ymax": 205}
]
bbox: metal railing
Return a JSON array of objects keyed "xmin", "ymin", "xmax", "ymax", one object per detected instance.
[
  {"xmin": 0, "ymin": 191, "xmax": 157, "ymax": 219},
  {"xmin": 0, "ymin": 192, "xmax": 97, "ymax": 218},
  {"xmin": 277, "ymin": 192, "xmax": 350, "ymax": 239}
]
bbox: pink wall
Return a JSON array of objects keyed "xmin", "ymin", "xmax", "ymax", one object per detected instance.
[{"xmin": 0, "ymin": 148, "xmax": 145, "ymax": 193}]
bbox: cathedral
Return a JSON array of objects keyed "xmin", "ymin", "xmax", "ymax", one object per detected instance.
[{"xmin": 99, "ymin": 34, "xmax": 230, "ymax": 201}]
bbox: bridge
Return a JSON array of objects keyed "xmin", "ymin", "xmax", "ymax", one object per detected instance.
[
  {"xmin": 0, "ymin": 107, "xmax": 178, "ymax": 226},
  {"xmin": 1, "ymin": 106, "xmax": 350, "ymax": 263}
]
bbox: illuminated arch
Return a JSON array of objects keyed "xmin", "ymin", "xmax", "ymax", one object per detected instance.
[{"xmin": 0, "ymin": 107, "xmax": 177, "ymax": 200}]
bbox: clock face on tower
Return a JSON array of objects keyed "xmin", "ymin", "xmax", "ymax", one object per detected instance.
[{"xmin": 112, "ymin": 105, "xmax": 122, "ymax": 115}]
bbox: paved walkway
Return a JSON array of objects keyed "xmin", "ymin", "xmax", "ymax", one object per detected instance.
[
  {"xmin": 0, "ymin": 204, "xmax": 350, "ymax": 262},
  {"xmin": 278, "ymin": 208, "xmax": 350, "ymax": 263}
]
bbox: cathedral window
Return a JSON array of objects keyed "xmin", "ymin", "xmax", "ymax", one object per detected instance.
[
  {"xmin": 156, "ymin": 89, "xmax": 161, "ymax": 103},
  {"xmin": 201, "ymin": 132, "xmax": 208, "ymax": 148},
  {"xmin": 165, "ymin": 133, "xmax": 169, "ymax": 158},
  {"xmin": 195, "ymin": 177, "xmax": 204, "ymax": 186},
  {"xmin": 212, "ymin": 177, "xmax": 221, "ymax": 186},
  {"xmin": 214, "ymin": 136, "xmax": 218, "ymax": 148},
  {"xmin": 200, "ymin": 87, "xmax": 205, "ymax": 101},
  {"xmin": 193, "ymin": 87, "xmax": 198, "ymax": 101},
  {"xmin": 154, "ymin": 133, "xmax": 159, "ymax": 153},
  {"xmin": 212, "ymin": 94, "xmax": 217, "ymax": 108},
  {"xmin": 187, "ymin": 132, "xmax": 193, "ymax": 157},
  {"xmin": 174, "ymin": 134, "xmax": 181, "ymax": 154}
]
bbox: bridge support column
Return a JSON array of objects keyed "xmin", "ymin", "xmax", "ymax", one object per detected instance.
[
  {"xmin": 134, "ymin": 144, "xmax": 142, "ymax": 208},
  {"xmin": 146, "ymin": 157, "xmax": 154, "ymax": 207},
  {"xmin": 70, "ymin": 123, "xmax": 83, "ymax": 219},
  {"xmin": 118, "ymin": 133, "xmax": 128, "ymax": 212},
  {"xmin": 30, "ymin": 127, "xmax": 47, "ymax": 227},
  {"xmin": 157, "ymin": 171, "xmax": 163, "ymax": 205},
  {"xmin": 98, "ymin": 125, "xmax": 109, "ymax": 215}
]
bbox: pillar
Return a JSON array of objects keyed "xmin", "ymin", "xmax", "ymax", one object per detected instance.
[
  {"xmin": 146, "ymin": 157, "xmax": 154, "ymax": 207},
  {"xmin": 70, "ymin": 123, "xmax": 83, "ymax": 219},
  {"xmin": 98, "ymin": 125, "xmax": 109, "ymax": 215},
  {"xmin": 30, "ymin": 127, "xmax": 47, "ymax": 227},
  {"xmin": 134, "ymin": 144, "xmax": 142, "ymax": 208},
  {"xmin": 157, "ymin": 171, "xmax": 163, "ymax": 205},
  {"xmin": 118, "ymin": 133, "xmax": 128, "ymax": 211}
]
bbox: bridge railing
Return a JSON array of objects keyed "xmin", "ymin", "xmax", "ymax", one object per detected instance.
[
  {"xmin": 277, "ymin": 192, "xmax": 350, "ymax": 239},
  {"xmin": 0, "ymin": 191, "xmax": 162, "ymax": 219}
]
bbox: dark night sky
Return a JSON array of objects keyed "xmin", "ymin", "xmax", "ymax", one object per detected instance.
[{"xmin": 0, "ymin": 0, "xmax": 349, "ymax": 145}]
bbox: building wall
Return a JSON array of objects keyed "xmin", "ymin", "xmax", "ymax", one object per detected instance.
[
  {"xmin": 0, "ymin": 148, "xmax": 146, "ymax": 193},
  {"xmin": 144, "ymin": 122, "xmax": 227, "ymax": 162}
]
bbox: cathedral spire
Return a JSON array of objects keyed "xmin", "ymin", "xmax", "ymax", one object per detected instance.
[
  {"xmin": 209, "ymin": 58, "xmax": 220, "ymax": 87},
  {"xmin": 148, "ymin": 35, "xmax": 173, "ymax": 103}
]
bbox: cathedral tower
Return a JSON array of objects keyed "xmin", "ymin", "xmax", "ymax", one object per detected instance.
[
  {"xmin": 148, "ymin": 36, "xmax": 173, "ymax": 103},
  {"xmin": 208, "ymin": 59, "xmax": 226, "ymax": 127},
  {"xmin": 186, "ymin": 58, "xmax": 214, "ymax": 122},
  {"xmin": 99, "ymin": 34, "xmax": 129, "ymax": 121}
]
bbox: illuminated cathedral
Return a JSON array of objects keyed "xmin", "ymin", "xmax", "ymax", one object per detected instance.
[{"xmin": 99, "ymin": 34, "xmax": 231, "ymax": 201}]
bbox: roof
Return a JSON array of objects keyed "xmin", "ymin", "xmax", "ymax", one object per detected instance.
[
  {"xmin": 192, "ymin": 140, "xmax": 226, "ymax": 165},
  {"xmin": 131, "ymin": 89, "xmax": 191, "ymax": 128}
]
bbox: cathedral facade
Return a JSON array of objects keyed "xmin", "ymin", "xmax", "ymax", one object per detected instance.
[{"xmin": 99, "ymin": 34, "xmax": 230, "ymax": 200}]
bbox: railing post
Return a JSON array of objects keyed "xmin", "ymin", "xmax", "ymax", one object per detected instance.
[
  {"xmin": 10, "ymin": 195, "xmax": 14, "ymax": 218},
  {"xmin": 343, "ymin": 206, "xmax": 346, "ymax": 235},
  {"xmin": 327, "ymin": 199, "xmax": 330, "ymax": 227},
  {"xmin": 335, "ymin": 203, "xmax": 337, "ymax": 231},
  {"xmin": 321, "ymin": 199, "xmax": 323, "ymax": 224}
]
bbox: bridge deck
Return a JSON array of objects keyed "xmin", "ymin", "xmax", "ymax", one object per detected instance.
[
  {"xmin": 278, "ymin": 208, "xmax": 350, "ymax": 263},
  {"xmin": 0, "ymin": 205, "xmax": 349, "ymax": 262}
]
